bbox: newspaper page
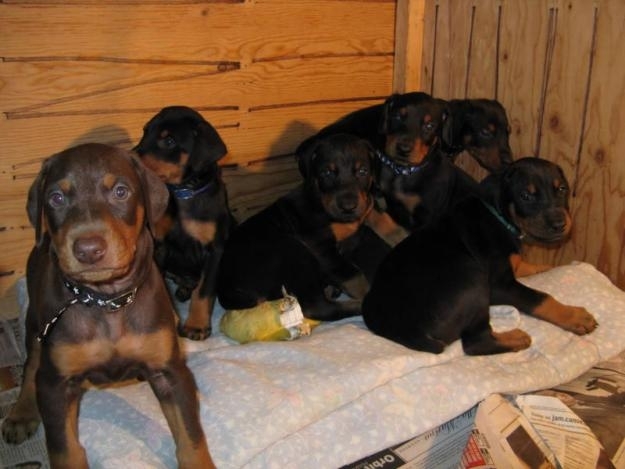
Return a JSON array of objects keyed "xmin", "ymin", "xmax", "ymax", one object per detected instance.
[
  {"xmin": 515, "ymin": 394, "xmax": 614, "ymax": 469},
  {"xmin": 342, "ymin": 407, "xmax": 477, "ymax": 469},
  {"xmin": 528, "ymin": 348, "xmax": 625, "ymax": 469},
  {"xmin": 458, "ymin": 393, "xmax": 558, "ymax": 469}
]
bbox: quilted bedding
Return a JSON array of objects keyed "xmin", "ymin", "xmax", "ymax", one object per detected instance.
[{"xmin": 9, "ymin": 262, "xmax": 625, "ymax": 468}]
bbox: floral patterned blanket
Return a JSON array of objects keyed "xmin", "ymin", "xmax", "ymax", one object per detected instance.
[{"xmin": 14, "ymin": 262, "xmax": 625, "ymax": 468}]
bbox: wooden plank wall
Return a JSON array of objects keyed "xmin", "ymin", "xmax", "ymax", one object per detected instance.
[
  {"xmin": 417, "ymin": 0, "xmax": 625, "ymax": 289},
  {"xmin": 0, "ymin": 0, "xmax": 399, "ymax": 310}
]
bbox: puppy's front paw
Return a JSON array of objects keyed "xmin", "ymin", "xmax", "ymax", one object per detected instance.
[
  {"xmin": 493, "ymin": 328, "xmax": 532, "ymax": 351},
  {"xmin": 178, "ymin": 324, "xmax": 212, "ymax": 341},
  {"xmin": 341, "ymin": 274, "xmax": 369, "ymax": 300},
  {"xmin": 559, "ymin": 306, "xmax": 598, "ymax": 335},
  {"xmin": 2, "ymin": 413, "xmax": 40, "ymax": 444}
]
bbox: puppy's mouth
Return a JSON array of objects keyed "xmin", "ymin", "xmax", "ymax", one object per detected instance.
[
  {"xmin": 324, "ymin": 193, "xmax": 372, "ymax": 223},
  {"xmin": 513, "ymin": 212, "xmax": 572, "ymax": 245},
  {"xmin": 65, "ymin": 265, "xmax": 133, "ymax": 284}
]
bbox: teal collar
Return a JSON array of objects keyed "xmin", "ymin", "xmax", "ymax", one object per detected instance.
[{"xmin": 481, "ymin": 200, "xmax": 523, "ymax": 240}]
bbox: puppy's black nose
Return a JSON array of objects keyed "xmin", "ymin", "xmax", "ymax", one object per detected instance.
[
  {"xmin": 338, "ymin": 194, "xmax": 358, "ymax": 213},
  {"xmin": 73, "ymin": 236, "xmax": 107, "ymax": 264}
]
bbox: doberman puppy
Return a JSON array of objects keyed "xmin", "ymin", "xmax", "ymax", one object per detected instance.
[
  {"xmin": 441, "ymin": 98, "xmax": 513, "ymax": 172},
  {"xmin": 297, "ymin": 94, "xmax": 514, "ymax": 232},
  {"xmin": 1, "ymin": 144, "xmax": 214, "ymax": 468},
  {"xmin": 134, "ymin": 106, "xmax": 234, "ymax": 340},
  {"xmin": 296, "ymin": 92, "xmax": 447, "ymax": 242},
  {"xmin": 217, "ymin": 133, "xmax": 383, "ymax": 320},
  {"xmin": 362, "ymin": 157, "xmax": 598, "ymax": 355}
]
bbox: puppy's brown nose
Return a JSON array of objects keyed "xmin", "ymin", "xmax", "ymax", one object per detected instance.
[{"xmin": 73, "ymin": 236, "xmax": 107, "ymax": 264}]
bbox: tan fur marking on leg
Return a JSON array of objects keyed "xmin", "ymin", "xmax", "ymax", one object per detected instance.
[
  {"xmin": 49, "ymin": 395, "xmax": 88, "ymax": 468},
  {"xmin": 509, "ymin": 254, "xmax": 553, "ymax": 277},
  {"xmin": 532, "ymin": 296, "xmax": 598, "ymax": 335},
  {"xmin": 364, "ymin": 209, "xmax": 409, "ymax": 246},
  {"xmin": 159, "ymin": 401, "xmax": 215, "ymax": 469},
  {"xmin": 492, "ymin": 328, "xmax": 532, "ymax": 351}
]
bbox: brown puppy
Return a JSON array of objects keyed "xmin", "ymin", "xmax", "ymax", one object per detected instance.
[
  {"xmin": 217, "ymin": 134, "xmax": 385, "ymax": 320},
  {"xmin": 1, "ymin": 144, "xmax": 214, "ymax": 468},
  {"xmin": 363, "ymin": 157, "xmax": 598, "ymax": 355},
  {"xmin": 134, "ymin": 106, "xmax": 234, "ymax": 340}
]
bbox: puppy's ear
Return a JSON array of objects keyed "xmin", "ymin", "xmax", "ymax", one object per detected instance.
[
  {"xmin": 132, "ymin": 111, "xmax": 163, "ymax": 153},
  {"xmin": 188, "ymin": 121, "xmax": 228, "ymax": 173},
  {"xmin": 131, "ymin": 155, "xmax": 169, "ymax": 231},
  {"xmin": 297, "ymin": 138, "xmax": 319, "ymax": 179},
  {"xmin": 379, "ymin": 94, "xmax": 401, "ymax": 134},
  {"xmin": 441, "ymin": 100, "xmax": 467, "ymax": 148},
  {"xmin": 27, "ymin": 158, "xmax": 51, "ymax": 247}
]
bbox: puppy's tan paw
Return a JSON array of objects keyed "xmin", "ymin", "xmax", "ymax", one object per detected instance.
[
  {"xmin": 560, "ymin": 306, "xmax": 598, "ymax": 335},
  {"xmin": 493, "ymin": 328, "xmax": 532, "ymax": 351},
  {"xmin": 2, "ymin": 414, "xmax": 41, "ymax": 444},
  {"xmin": 178, "ymin": 324, "xmax": 212, "ymax": 341}
]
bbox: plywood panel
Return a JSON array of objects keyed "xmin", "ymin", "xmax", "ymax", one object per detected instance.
[
  {"xmin": 0, "ymin": 2, "xmax": 395, "ymax": 62},
  {"xmin": 0, "ymin": 0, "xmax": 398, "ymax": 304},
  {"xmin": 421, "ymin": 0, "xmax": 625, "ymax": 289}
]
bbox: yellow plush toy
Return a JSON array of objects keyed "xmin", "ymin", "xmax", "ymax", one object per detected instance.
[{"xmin": 220, "ymin": 288, "xmax": 320, "ymax": 344}]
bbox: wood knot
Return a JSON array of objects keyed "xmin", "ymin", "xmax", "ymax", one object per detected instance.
[
  {"xmin": 594, "ymin": 148, "xmax": 605, "ymax": 163},
  {"xmin": 549, "ymin": 114, "xmax": 560, "ymax": 131}
]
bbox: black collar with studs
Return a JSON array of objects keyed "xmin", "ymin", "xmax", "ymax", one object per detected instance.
[
  {"xmin": 375, "ymin": 150, "xmax": 429, "ymax": 176},
  {"xmin": 37, "ymin": 280, "xmax": 138, "ymax": 343}
]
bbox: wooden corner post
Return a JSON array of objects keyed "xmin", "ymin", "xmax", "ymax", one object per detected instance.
[{"xmin": 393, "ymin": 0, "xmax": 427, "ymax": 93}]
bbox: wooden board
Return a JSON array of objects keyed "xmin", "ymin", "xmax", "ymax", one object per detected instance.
[
  {"xmin": 0, "ymin": 0, "xmax": 397, "ymax": 304},
  {"xmin": 419, "ymin": 0, "xmax": 625, "ymax": 289}
]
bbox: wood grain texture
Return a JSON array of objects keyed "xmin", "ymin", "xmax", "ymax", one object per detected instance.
[
  {"xmin": 421, "ymin": 0, "xmax": 625, "ymax": 289},
  {"xmin": 0, "ymin": 0, "xmax": 397, "ymax": 302}
]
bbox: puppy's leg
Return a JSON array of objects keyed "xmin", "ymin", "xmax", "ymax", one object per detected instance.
[
  {"xmin": 148, "ymin": 360, "xmax": 214, "ymax": 469},
  {"xmin": 180, "ymin": 247, "xmax": 223, "ymax": 340},
  {"xmin": 364, "ymin": 208, "xmax": 409, "ymax": 247},
  {"xmin": 462, "ymin": 324, "xmax": 532, "ymax": 355},
  {"xmin": 531, "ymin": 296, "xmax": 598, "ymax": 335},
  {"xmin": 2, "ymin": 338, "xmax": 41, "ymax": 444},
  {"xmin": 493, "ymin": 279, "xmax": 598, "ymax": 335},
  {"xmin": 509, "ymin": 254, "xmax": 553, "ymax": 277},
  {"xmin": 36, "ymin": 370, "xmax": 88, "ymax": 468}
]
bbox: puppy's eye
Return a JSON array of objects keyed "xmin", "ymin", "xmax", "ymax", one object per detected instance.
[
  {"xmin": 557, "ymin": 185, "xmax": 568, "ymax": 194},
  {"xmin": 519, "ymin": 190, "xmax": 535, "ymax": 202},
  {"xmin": 48, "ymin": 191, "xmax": 66, "ymax": 208},
  {"xmin": 479, "ymin": 128, "xmax": 494, "ymax": 138},
  {"xmin": 160, "ymin": 135, "xmax": 176, "ymax": 149},
  {"xmin": 320, "ymin": 168, "xmax": 335, "ymax": 178},
  {"xmin": 357, "ymin": 167, "xmax": 369, "ymax": 177},
  {"xmin": 423, "ymin": 121, "xmax": 435, "ymax": 131},
  {"xmin": 112, "ymin": 183, "xmax": 131, "ymax": 200}
]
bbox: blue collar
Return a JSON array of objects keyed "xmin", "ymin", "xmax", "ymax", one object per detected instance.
[
  {"xmin": 375, "ymin": 150, "xmax": 429, "ymax": 176},
  {"xmin": 481, "ymin": 200, "xmax": 523, "ymax": 239},
  {"xmin": 167, "ymin": 182, "xmax": 212, "ymax": 200}
]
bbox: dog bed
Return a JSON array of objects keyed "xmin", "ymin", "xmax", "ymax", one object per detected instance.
[{"xmin": 9, "ymin": 261, "xmax": 625, "ymax": 468}]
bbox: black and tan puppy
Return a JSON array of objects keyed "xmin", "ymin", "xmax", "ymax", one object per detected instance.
[
  {"xmin": 296, "ymin": 92, "xmax": 447, "ymax": 241},
  {"xmin": 441, "ymin": 98, "xmax": 513, "ymax": 172},
  {"xmin": 134, "ymin": 106, "xmax": 234, "ymax": 340},
  {"xmin": 1, "ymin": 144, "xmax": 214, "ymax": 468},
  {"xmin": 362, "ymin": 157, "xmax": 598, "ymax": 355},
  {"xmin": 217, "ymin": 133, "xmax": 381, "ymax": 320}
]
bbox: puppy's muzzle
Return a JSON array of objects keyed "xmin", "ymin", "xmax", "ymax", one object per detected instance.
[{"xmin": 73, "ymin": 235, "xmax": 107, "ymax": 265}]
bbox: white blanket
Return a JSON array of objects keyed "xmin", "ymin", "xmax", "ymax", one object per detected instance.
[{"xmin": 14, "ymin": 262, "xmax": 625, "ymax": 468}]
